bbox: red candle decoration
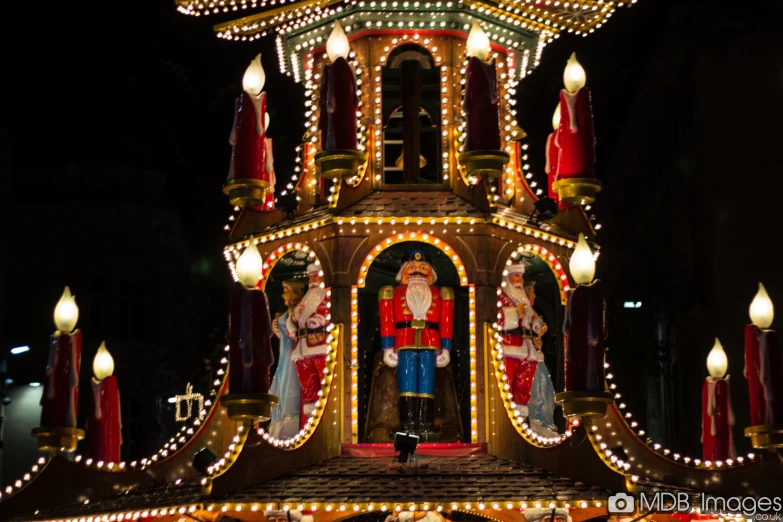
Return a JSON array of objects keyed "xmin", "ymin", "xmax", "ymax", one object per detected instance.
[
  {"xmin": 463, "ymin": 21, "xmax": 500, "ymax": 152},
  {"xmin": 226, "ymin": 54, "xmax": 275, "ymax": 209},
  {"xmin": 555, "ymin": 53, "xmax": 595, "ymax": 181},
  {"xmin": 562, "ymin": 235, "xmax": 606, "ymax": 393},
  {"xmin": 701, "ymin": 339, "xmax": 735, "ymax": 461},
  {"xmin": 319, "ymin": 21, "xmax": 358, "ymax": 151},
  {"xmin": 228, "ymin": 243, "xmax": 274, "ymax": 394},
  {"xmin": 88, "ymin": 342, "xmax": 122, "ymax": 463},
  {"xmin": 545, "ymin": 103, "xmax": 567, "ymax": 211},
  {"xmin": 40, "ymin": 287, "xmax": 82, "ymax": 429},
  {"xmin": 745, "ymin": 283, "xmax": 783, "ymax": 425}
]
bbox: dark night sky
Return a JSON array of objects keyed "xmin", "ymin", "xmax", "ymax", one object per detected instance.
[{"xmin": 4, "ymin": 0, "xmax": 783, "ymax": 456}]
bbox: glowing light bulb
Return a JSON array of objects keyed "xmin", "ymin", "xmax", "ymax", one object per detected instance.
[
  {"xmin": 569, "ymin": 233, "xmax": 595, "ymax": 285},
  {"xmin": 466, "ymin": 20, "xmax": 490, "ymax": 61},
  {"xmin": 54, "ymin": 286, "xmax": 79, "ymax": 333},
  {"xmin": 242, "ymin": 54, "xmax": 265, "ymax": 96},
  {"xmin": 563, "ymin": 52, "xmax": 586, "ymax": 93},
  {"xmin": 93, "ymin": 341, "xmax": 115, "ymax": 381},
  {"xmin": 707, "ymin": 338, "xmax": 728, "ymax": 379},
  {"xmin": 326, "ymin": 21, "xmax": 350, "ymax": 62},
  {"xmin": 749, "ymin": 283, "xmax": 774, "ymax": 329},
  {"xmin": 236, "ymin": 243, "xmax": 263, "ymax": 289},
  {"xmin": 552, "ymin": 103, "xmax": 561, "ymax": 130}
]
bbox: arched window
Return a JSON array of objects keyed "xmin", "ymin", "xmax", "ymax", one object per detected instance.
[{"xmin": 381, "ymin": 44, "xmax": 442, "ymax": 185}]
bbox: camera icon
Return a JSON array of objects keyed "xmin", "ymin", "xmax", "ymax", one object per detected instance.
[{"xmin": 607, "ymin": 493, "xmax": 635, "ymax": 515}]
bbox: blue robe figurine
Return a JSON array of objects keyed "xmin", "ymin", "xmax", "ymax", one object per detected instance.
[{"xmin": 269, "ymin": 311, "xmax": 301, "ymax": 438}]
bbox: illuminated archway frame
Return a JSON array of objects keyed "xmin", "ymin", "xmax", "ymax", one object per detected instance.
[
  {"xmin": 505, "ymin": 243, "xmax": 570, "ymax": 305},
  {"xmin": 237, "ymin": 241, "xmax": 340, "ymax": 451},
  {"xmin": 484, "ymin": 244, "xmax": 571, "ymax": 449},
  {"xmin": 352, "ymin": 231, "xmax": 478, "ymax": 443}
]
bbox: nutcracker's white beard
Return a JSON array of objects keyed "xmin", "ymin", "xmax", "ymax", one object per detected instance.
[
  {"xmin": 503, "ymin": 276, "xmax": 530, "ymax": 307},
  {"xmin": 406, "ymin": 276, "xmax": 432, "ymax": 320},
  {"xmin": 297, "ymin": 285, "xmax": 326, "ymax": 323}
]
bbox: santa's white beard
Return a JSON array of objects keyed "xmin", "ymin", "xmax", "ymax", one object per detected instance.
[
  {"xmin": 406, "ymin": 277, "xmax": 432, "ymax": 320},
  {"xmin": 503, "ymin": 278, "xmax": 530, "ymax": 306},
  {"xmin": 297, "ymin": 285, "xmax": 326, "ymax": 322}
]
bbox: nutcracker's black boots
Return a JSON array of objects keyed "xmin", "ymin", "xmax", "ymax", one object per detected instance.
[
  {"xmin": 399, "ymin": 396, "xmax": 416, "ymax": 433},
  {"xmin": 416, "ymin": 397, "xmax": 440, "ymax": 441}
]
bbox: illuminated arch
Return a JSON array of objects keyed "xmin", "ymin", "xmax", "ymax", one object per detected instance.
[
  {"xmin": 488, "ymin": 243, "xmax": 570, "ymax": 448},
  {"xmin": 256, "ymin": 241, "xmax": 321, "ymax": 291},
  {"xmin": 351, "ymin": 232, "xmax": 476, "ymax": 443},
  {"xmin": 357, "ymin": 231, "xmax": 469, "ymax": 287},
  {"xmin": 504, "ymin": 243, "xmax": 569, "ymax": 305}
]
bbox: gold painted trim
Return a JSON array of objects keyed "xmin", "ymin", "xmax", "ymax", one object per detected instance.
[{"xmin": 213, "ymin": 0, "xmax": 340, "ymax": 31}]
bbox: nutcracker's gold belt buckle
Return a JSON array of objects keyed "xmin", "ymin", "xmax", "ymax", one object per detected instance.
[
  {"xmin": 297, "ymin": 327, "xmax": 308, "ymax": 338},
  {"xmin": 411, "ymin": 319, "xmax": 426, "ymax": 329}
]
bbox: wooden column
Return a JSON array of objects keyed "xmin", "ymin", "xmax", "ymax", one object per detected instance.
[{"xmin": 401, "ymin": 59, "xmax": 421, "ymax": 183}]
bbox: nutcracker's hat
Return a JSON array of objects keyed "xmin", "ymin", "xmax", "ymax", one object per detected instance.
[
  {"xmin": 401, "ymin": 248, "xmax": 432, "ymax": 264},
  {"xmin": 523, "ymin": 279, "xmax": 536, "ymax": 288}
]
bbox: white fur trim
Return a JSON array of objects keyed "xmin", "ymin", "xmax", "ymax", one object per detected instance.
[
  {"xmin": 502, "ymin": 307, "xmax": 520, "ymax": 330},
  {"xmin": 501, "ymin": 342, "xmax": 533, "ymax": 359},
  {"xmin": 303, "ymin": 403, "xmax": 317, "ymax": 416},
  {"xmin": 506, "ymin": 263, "xmax": 526, "ymax": 275},
  {"xmin": 298, "ymin": 342, "xmax": 328, "ymax": 358},
  {"xmin": 306, "ymin": 263, "xmax": 320, "ymax": 275}
]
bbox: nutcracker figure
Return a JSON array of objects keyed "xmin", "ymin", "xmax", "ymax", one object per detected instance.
[
  {"xmin": 497, "ymin": 262, "xmax": 557, "ymax": 436},
  {"xmin": 287, "ymin": 264, "xmax": 331, "ymax": 427},
  {"xmin": 379, "ymin": 249, "xmax": 454, "ymax": 439}
]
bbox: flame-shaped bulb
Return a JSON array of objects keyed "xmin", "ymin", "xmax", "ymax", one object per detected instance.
[
  {"xmin": 552, "ymin": 103, "xmax": 561, "ymax": 130},
  {"xmin": 236, "ymin": 242, "xmax": 263, "ymax": 289},
  {"xmin": 466, "ymin": 20, "xmax": 491, "ymax": 61},
  {"xmin": 707, "ymin": 338, "xmax": 728, "ymax": 379},
  {"xmin": 93, "ymin": 341, "xmax": 115, "ymax": 381},
  {"xmin": 326, "ymin": 21, "xmax": 350, "ymax": 62},
  {"xmin": 242, "ymin": 54, "xmax": 265, "ymax": 96},
  {"xmin": 569, "ymin": 233, "xmax": 595, "ymax": 285},
  {"xmin": 54, "ymin": 286, "xmax": 79, "ymax": 333},
  {"xmin": 563, "ymin": 52, "xmax": 586, "ymax": 93},
  {"xmin": 749, "ymin": 283, "xmax": 774, "ymax": 329}
]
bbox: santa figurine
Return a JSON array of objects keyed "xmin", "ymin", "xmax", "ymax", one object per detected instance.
[
  {"xmin": 266, "ymin": 510, "xmax": 314, "ymax": 522},
  {"xmin": 524, "ymin": 507, "xmax": 571, "ymax": 522},
  {"xmin": 379, "ymin": 249, "xmax": 454, "ymax": 440},
  {"xmin": 287, "ymin": 263, "xmax": 331, "ymax": 428},
  {"xmin": 497, "ymin": 261, "xmax": 557, "ymax": 437},
  {"xmin": 385, "ymin": 512, "xmax": 450, "ymax": 522}
]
